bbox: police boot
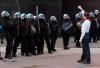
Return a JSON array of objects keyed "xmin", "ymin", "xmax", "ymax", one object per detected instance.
[
  {"xmin": 1, "ymin": 40, "xmax": 3, "ymax": 44},
  {"xmin": 64, "ymin": 46, "xmax": 70, "ymax": 50},
  {"xmin": 32, "ymin": 52, "xmax": 37, "ymax": 55},
  {"xmin": 48, "ymin": 50, "xmax": 52, "ymax": 54},
  {"xmin": 25, "ymin": 53, "xmax": 31, "ymax": 57},
  {"xmin": 5, "ymin": 54, "xmax": 12, "ymax": 59},
  {"xmin": 12, "ymin": 54, "xmax": 17, "ymax": 57}
]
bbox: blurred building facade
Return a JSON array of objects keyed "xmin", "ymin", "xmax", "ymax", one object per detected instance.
[{"xmin": 0, "ymin": 0, "xmax": 100, "ymax": 24}]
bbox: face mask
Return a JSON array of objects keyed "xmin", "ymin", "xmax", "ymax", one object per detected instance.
[{"xmin": 81, "ymin": 17, "xmax": 86, "ymax": 20}]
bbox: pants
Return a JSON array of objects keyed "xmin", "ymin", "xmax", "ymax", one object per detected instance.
[
  {"xmin": 13, "ymin": 35, "xmax": 29, "ymax": 55},
  {"xmin": 0, "ymin": 34, "xmax": 4, "ymax": 43},
  {"xmin": 81, "ymin": 33, "xmax": 91, "ymax": 63},
  {"xmin": 50, "ymin": 32, "xmax": 57, "ymax": 50},
  {"xmin": 5, "ymin": 34, "xmax": 13, "ymax": 56},
  {"xmin": 21, "ymin": 35, "xmax": 29, "ymax": 55},
  {"xmin": 34, "ymin": 34, "xmax": 41, "ymax": 53},
  {"xmin": 40, "ymin": 34, "xmax": 51, "ymax": 53},
  {"xmin": 13, "ymin": 36, "xmax": 20, "ymax": 55},
  {"xmin": 62, "ymin": 32, "xmax": 70, "ymax": 48},
  {"xmin": 26, "ymin": 35, "xmax": 36, "ymax": 54},
  {"xmin": 75, "ymin": 31, "xmax": 81, "ymax": 47},
  {"xmin": 96, "ymin": 28, "xmax": 100, "ymax": 40},
  {"xmin": 90, "ymin": 29, "xmax": 97, "ymax": 42}
]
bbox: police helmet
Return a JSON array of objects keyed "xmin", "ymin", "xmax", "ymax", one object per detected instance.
[
  {"xmin": 79, "ymin": 12, "xmax": 83, "ymax": 17},
  {"xmin": 63, "ymin": 14, "xmax": 70, "ymax": 20},
  {"xmin": 50, "ymin": 16, "xmax": 57, "ymax": 21},
  {"xmin": 89, "ymin": 12, "xmax": 94, "ymax": 17},
  {"xmin": 27, "ymin": 13, "xmax": 34, "ymax": 19},
  {"xmin": 38, "ymin": 13, "xmax": 45, "ymax": 19},
  {"xmin": 1, "ymin": 11, "xmax": 10, "ymax": 17},
  {"xmin": 94, "ymin": 10, "xmax": 99, "ymax": 15},
  {"xmin": 14, "ymin": 12, "xmax": 21, "ymax": 18},
  {"xmin": 75, "ymin": 13, "xmax": 82, "ymax": 19},
  {"xmin": 21, "ymin": 13, "xmax": 27, "ymax": 19}
]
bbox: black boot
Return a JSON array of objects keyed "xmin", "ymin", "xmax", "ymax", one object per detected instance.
[{"xmin": 5, "ymin": 54, "xmax": 12, "ymax": 59}]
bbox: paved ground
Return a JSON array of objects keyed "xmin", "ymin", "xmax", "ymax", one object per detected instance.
[
  {"xmin": 1, "ymin": 37, "xmax": 100, "ymax": 48},
  {"xmin": 0, "ymin": 37, "xmax": 100, "ymax": 68}
]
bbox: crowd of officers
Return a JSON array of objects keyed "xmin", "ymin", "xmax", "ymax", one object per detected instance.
[
  {"xmin": 74, "ymin": 10, "xmax": 100, "ymax": 48},
  {"xmin": 0, "ymin": 9, "xmax": 100, "ymax": 59}
]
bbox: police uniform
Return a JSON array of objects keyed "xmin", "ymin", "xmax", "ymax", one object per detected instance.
[
  {"xmin": 20, "ymin": 13, "xmax": 30, "ymax": 56},
  {"xmin": 0, "ymin": 22, "xmax": 4, "ymax": 44},
  {"xmin": 49, "ymin": 16, "xmax": 59, "ymax": 52},
  {"xmin": 26, "ymin": 13, "xmax": 37, "ymax": 55},
  {"xmin": 1, "ymin": 11, "xmax": 16, "ymax": 59},
  {"xmin": 89, "ymin": 12, "xmax": 97, "ymax": 43},
  {"xmin": 74, "ymin": 13, "xmax": 83, "ymax": 48},
  {"xmin": 94, "ymin": 10, "xmax": 100, "ymax": 40},
  {"xmin": 61, "ymin": 14, "xmax": 73, "ymax": 50},
  {"xmin": 12, "ymin": 12, "xmax": 22, "ymax": 57},
  {"xmin": 33, "ymin": 16, "xmax": 41, "ymax": 54},
  {"xmin": 39, "ymin": 13, "xmax": 52, "ymax": 54}
]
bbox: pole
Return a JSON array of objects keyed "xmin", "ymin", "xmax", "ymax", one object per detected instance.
[{"xmin": 36, "ymin": 5, "xmax": 40, "ymax": 33}]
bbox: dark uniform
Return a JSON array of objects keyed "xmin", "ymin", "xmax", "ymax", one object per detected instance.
[
  {"xmin": 20, "ymin": 19, "xmax": 30, "ymax": 56},
  {"xmin": 94, "ymin": 10, "xmax": 100, "ymax": 40},
  {"xmin": 0, "ymin": 22, "xmax": 4, "ymax": 44},
  {"xmin": 74, "ymin": 19, "xmax": 82, "ymax": 47},
  {"xmin": 39, "ymin": 19, "xmax": 52, "ymax": 54},
  {"xmin": 95, "ymin": 16, "xmax": 100, "ymax": 40},
  {"xmin": 2, "ymin": 17, "xmax": 15, "ymax": 59},
  {"xmin": 50, "ymin": 20, "xmax": 59, "ymax": 52},
  {"xmin": 12, "ymin": 18, "xmax": 21, "ymax": 57},
  {"xmin": 33, "ymin": 17, "xmax": 41, "ymax": 54},
  {"xmin": 89, "ymin": 17, "xmax": 97, "ymax": 43},
  {"xmin": 61, "ymin": 19, "xmax": 73, "ymax": 50},
  {"xmin": 97, "ymin": 16, "xmax": 100, "ymax": 40},
  {"xmin": 26, "ymin": 18, "xmax": 37, "ymax": 55}
]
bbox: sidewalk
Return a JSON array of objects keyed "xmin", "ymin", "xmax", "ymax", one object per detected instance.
[
  {"xmin": 0, "ymin": 47, "xmax": 100, "ymax": 68},
  {"xmin": 0, "ymin": 37, "xmax": 100, "ymax": 68}
]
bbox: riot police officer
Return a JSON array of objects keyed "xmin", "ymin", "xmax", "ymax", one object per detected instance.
[
  {"xmin": 0, "ymin": 21, "xmax": 4, "ymax": 44},
  {"xmin": 74, "ymin": 13, "xmax": 82, "ymax": 48},
  {"xmin": 89, "ymin": 12, "xmax": 97, "ymax": 43},
  {"xmin": 1, "ymin": 11, "xmax": 15, "ymax": 59},
  {"xmin": 20, "ymin": 13, "xmax": 30, "ymax": 56},
  {"xmin": 49, "ymin": 16, "xmax": 59, "ymax": 52},
  {"xmin": 94, "ymin": 10, "xmax": 100, "ymax": 40},
  {"xmin": 33, "ymin": 16, "xmax": 42, "ymax": 54},
  {"xmin": 26, "ymin": 13, "xmax": 37, "ymax": 55},
  {"xmin": 61, "ymin": 14, "xmax": 73, "ymax": 50},
  {"xmin": 38, "ymin": 13, "xmax": 52, "ymax": 54},
  {"xmin": 12, "ymin": 12, "xmax": 22, "ymax": 57}
]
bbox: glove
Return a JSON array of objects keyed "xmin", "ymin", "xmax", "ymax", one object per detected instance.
[{"xmin": 78, "ymin": 6, "xmax": 82, "ymax": 10}]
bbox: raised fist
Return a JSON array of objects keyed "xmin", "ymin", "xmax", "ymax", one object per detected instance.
[{"xmin": 78, "ymin": 6, "xmax": 82, "ymax": 10}]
